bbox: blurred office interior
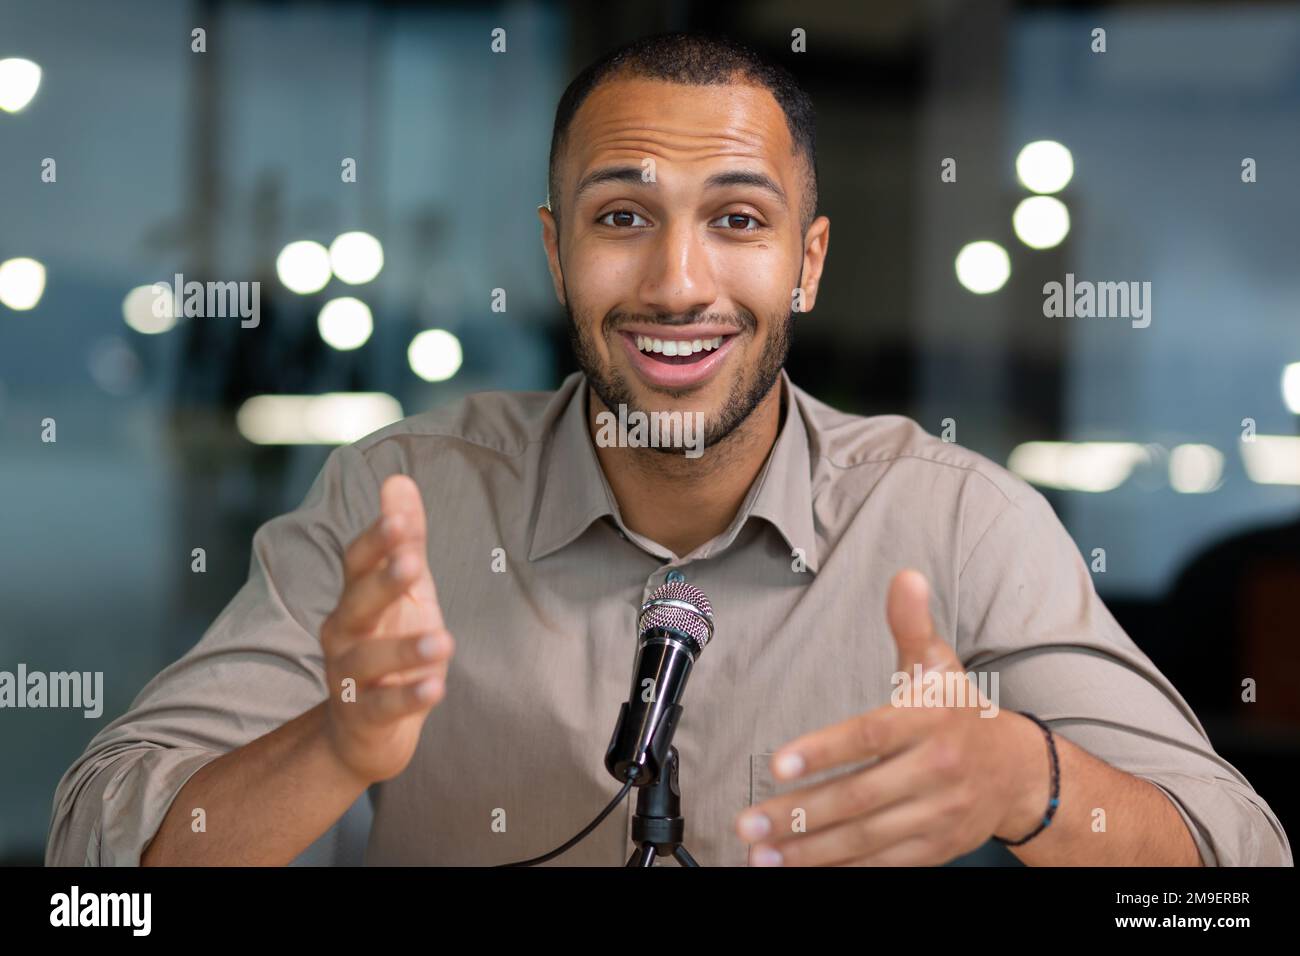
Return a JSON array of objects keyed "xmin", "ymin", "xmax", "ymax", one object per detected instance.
[{"xmin": 1, "ymin": 0, "xmax": 1297, "ymax": 864}]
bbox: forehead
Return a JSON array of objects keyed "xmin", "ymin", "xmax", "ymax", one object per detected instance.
[{"xmin": 563, "ymin": 76, "xmax": 795, "ymax": 183}]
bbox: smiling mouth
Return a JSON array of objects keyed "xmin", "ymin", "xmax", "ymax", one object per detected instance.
[{"xmin": 626, "ymin": 332, "xmax": 736, "ymax": 364}]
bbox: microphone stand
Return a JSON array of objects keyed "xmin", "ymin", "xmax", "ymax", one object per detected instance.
[
  {"xmin": 612, "ymin": 592, "xmax": 713, "ymax": 868},
  {"xmin": 624, "ymin": 746, "xmax": 699, "ymax": 867}
]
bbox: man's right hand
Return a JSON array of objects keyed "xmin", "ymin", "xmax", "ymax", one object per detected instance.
[{"xmin": 321, "ymin": 474, "xmax": 456, "ymax": 785}]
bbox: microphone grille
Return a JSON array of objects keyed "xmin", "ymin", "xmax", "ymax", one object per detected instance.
[{"xmin": 637, "ymin": 581, "xmax": 714, "ymax": 653}]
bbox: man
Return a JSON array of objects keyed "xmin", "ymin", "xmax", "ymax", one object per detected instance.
[{"xmin": 47, "ymin": 31, "xmax": 1290, "ymax": 867}]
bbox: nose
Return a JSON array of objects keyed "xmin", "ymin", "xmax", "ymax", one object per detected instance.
[{"xmin": 637, "ymin": 217, "xmax": 718, "ymax": 319}]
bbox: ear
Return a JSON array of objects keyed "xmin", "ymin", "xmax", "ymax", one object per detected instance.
[
  {"xmin": 795, "ymin": 214, "xmax": 830, "ymax": 314},
  {"xmin": 538, "ymin": 203, "xmax": 566, "ymax": 307}
]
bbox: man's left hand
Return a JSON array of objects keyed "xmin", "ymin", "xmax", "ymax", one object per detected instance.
[{"xmin": 733, "ymin": 568, "xmax": 1044, "ymax": 866}]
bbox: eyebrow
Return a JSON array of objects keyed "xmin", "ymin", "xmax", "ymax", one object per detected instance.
[{"xmin": 573, "ymin": 165, "xmax": 789, "ymax": 208}]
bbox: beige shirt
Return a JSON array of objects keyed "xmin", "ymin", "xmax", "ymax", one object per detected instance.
[{"xmin": 46, "ymin": 370, "xmax": 1292, "ymax": 866}]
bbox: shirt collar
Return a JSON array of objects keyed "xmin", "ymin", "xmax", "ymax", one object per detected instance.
[
  {"xmin": 527, "ymin": 372, "xmax": 618, "ymax": 562},
  {"xmin": 744, "ymin": 368, "xmax": 820, "ymax": 572},
  {"xmin": 528, "ymin": 368, "xmax": 819, "ymax": 572}
]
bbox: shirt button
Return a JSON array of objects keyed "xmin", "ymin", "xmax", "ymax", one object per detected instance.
[{"xmin": 665, "ymin": 569, "xmax": 686, "ymax": 583}]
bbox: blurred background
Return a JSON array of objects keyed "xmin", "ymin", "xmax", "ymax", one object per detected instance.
[{"xmin": 1, "ymin": 0, "xmax": 1297, "ymax": 866}]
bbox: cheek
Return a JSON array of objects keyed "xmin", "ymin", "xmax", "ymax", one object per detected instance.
[
  {"xmin": 568, "ymin": 280, "xmax": 626, "ymax": 349},
  {"xmin": 717, "ymin": 257, "xmax": 794, "ymax": 321},
  {"xmin": 569, "ymin": 240, "xmax": 640, "ymax": 299}
]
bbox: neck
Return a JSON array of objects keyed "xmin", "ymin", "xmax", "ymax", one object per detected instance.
[{"xmin": 588, "ymin": 377, "xmax": 785, "ymax": 558}]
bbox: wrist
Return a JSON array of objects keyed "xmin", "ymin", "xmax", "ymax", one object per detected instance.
[
  {"xmin": 314, "ymin": 702, "xmax": 377, "ymax": 792},
  {"xmin": 992, "ymin": 710, "xmax": 1052, "ymax": 842}
]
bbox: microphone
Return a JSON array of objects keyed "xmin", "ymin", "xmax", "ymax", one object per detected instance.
[
  {"xmin": 498, "ymin": 581, "xmax": 715, "ymax": 867},
  {"xmin": 604, "ymin": 580, "xmax": 715, "ymax": 788}
]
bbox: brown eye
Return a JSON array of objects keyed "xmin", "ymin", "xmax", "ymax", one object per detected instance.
[
  {"xmin": 598, "ymin": 210, "xmax": 648, "ymax": 228},
  {"xmin": 712, "ymin": 213, "xmax": 760, "ymax": 230}
]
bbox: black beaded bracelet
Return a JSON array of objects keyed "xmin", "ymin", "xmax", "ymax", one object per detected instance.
[{"xmin": 993, "ymin": 710, "xmax": 1060, "ymax": 847}]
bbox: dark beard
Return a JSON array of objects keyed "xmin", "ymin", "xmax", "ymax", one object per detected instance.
[{"xmin": 564, "ymin": 295, "xmax": 793, "ymax": 454}]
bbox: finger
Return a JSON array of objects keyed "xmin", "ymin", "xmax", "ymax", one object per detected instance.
[
  {"xmin": 343, "ymin": 510, "xmax": 418, "ymax": 583},
  {"xmin": 373, "ymin": 658, "xmax": 446, "ymax": 689},
  {"xmin": 336, "ymin": 628, "xmax": 455, "ymax": 686},
  {"xmin": 332, "ymin": 548, "xmax": 427, "ymax": 635},
  {"xmin": 769, "ymin": 703, "xmax": 944, "ymax": 783},
  {"xmin": 888, "ymin": 569, "xmax": 952, "ymax": 673},
  {"xmin": 356, "ymin": 671, "xmax": 445, "ymax": 725},
  {"xmin": 737, "ymin": 743, "xmax": 936, "ymax": 844},
  {"xmin": 750, "ymin": 795, "xmax": 935, "ymax": 867}
]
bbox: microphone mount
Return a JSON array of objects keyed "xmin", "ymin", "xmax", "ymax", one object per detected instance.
[{"xmin": 625, "ymin": 745, "xmax": 698, "ymax": 867}]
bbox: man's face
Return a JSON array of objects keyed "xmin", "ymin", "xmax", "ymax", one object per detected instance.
[{"xmin": 541, "ymin": 77, "xmax": 827, "ymax": 451}]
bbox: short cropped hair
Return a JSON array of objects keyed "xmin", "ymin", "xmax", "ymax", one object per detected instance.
[{"xmin": 547, "ymin": 30, "xmax": 819, "ymax": 236}]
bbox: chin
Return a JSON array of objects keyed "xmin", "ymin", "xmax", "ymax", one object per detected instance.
[{"xmin": 629, "ymin": 377, "xmax": 728, "ymax": 410}]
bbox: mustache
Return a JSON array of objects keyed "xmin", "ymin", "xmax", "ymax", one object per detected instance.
[{"xmin": 604, "ymin": 310, "xmax": 757, "ymax": 336}]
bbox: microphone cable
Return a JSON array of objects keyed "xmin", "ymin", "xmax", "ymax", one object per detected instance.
[{"xmin": 494, "ymin": 766, "xmax": 640, "ymax": 867}]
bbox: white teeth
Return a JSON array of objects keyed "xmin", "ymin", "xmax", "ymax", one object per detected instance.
[{"xmin": 634, "ymin": 334, "xmax": 728, "ymax": 354}]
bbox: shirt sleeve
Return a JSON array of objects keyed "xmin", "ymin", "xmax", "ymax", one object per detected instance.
[
  {"xmin": 44, "ymin": 443, "xmax": 382, "ymax": 866},
  {"xmin": 953, "ymin": 478, "xmax": 1293, "ymax": 867}
]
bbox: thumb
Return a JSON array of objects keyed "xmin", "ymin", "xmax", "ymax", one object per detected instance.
[
  {"xmin": 887, "ymin": 569, "xmax": 957, "ymax": 674},
  {"xmin": 379, "ymin": 474, "xmax": 441, "ymax": 623},
  {"xmin": 381, "ymin": 474, "xmax": 427, "ymax": 541}
]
